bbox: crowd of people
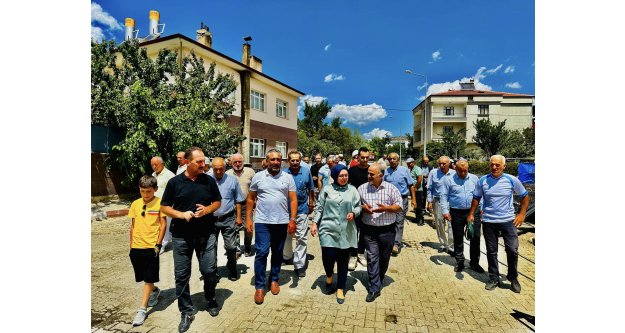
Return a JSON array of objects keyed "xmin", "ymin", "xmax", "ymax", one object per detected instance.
[{"xmin": 127, "ymin": 146, "xmax": 530, "ymax": 332}]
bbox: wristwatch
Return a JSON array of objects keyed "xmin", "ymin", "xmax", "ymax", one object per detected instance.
[
  {"xmin": 289, "ymin": 217, "xmax": 296, "ymax": 222},
  {"xmin": 155, "ymin": 244, "xmax": 163, "ymax": 250}
]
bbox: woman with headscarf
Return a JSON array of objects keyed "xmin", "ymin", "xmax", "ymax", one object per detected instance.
[{"xmin": 311, "ymin": 164, "xmax": 361, "ymax": 304}]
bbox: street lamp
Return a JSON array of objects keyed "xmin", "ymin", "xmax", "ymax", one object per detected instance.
[{"xmin": 404, "ymin": 69, "xmax": 428, "ymax": 156}]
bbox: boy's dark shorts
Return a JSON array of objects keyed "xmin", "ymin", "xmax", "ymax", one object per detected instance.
[{"xmin": 129, "ymin": 248, "xmax": 160, "ymax": 283}]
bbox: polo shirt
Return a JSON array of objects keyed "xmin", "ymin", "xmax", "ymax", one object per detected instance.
[
  {"xmin": 284, "ymin": 166, "xmax": 314, "ymax": 215},
  {"xmin": 410, "ymin": 167, "xmax": 423, "ymax": 192},
  {"xmin": 357, "ymin": 181, "xmax": 403, "ymax": 227},
  {"xmin": 426, "ymin": 168, "xmax": 456, "ymax": 202},
  {"xmin": 249, "ymin": 170, "xmax": 296, "ymax": 224},
  {"xmin": 439, "ymin": 173, "xmax": 479, "ymax": 214},
  {"xmin": 152, "ymin": 168, "xmax": 175, "ymax": 198},
  {"xmin": 128, "ymin": 197, "xmax": 163, "ymax": 249},
  {"xmin": 210, "ymin": 173, "xmax": 244, "ymax": 217},
  {"xmin": 383, "ymin": 165, "xmax": 415, "ymax": 196},
  {"xmin": 318, "ymin": 164, "xmax": 333, "ymax": 187},
  {"xmin": 473, "ymin": 173, "xmax": 528, "ymax": 223},
  {"xmin": 348, "ymin": 165, "xmax": 369, "ymax": 189},
  {"xmin": 161, "ymin": 172, "xmax": 222, "ymax": 237}
]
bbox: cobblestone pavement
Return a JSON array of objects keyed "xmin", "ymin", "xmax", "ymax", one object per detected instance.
[{"xmin": 92, "ymin": 205, "xmax": 535, "ymax": 333}]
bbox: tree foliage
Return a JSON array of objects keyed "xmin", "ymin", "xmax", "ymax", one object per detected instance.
[
  {"xmin": 501, "ymin": 127, "xmax": 535, "ymax": 158},
  {"xmin": 427, "ymin": 128, "xmax": 466, "ymax": 159},
  {"xmin": 91, "ymin": 39, "xmax": 244, "ymax": 187},
  {"xmin": 472, "ymin": 118, "xmax": 508, "ymax": 157}
]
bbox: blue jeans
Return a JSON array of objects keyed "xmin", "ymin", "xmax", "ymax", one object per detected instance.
[
  {"xmin": 482, "ymin": 221, "xmax": 519, "ymax": 281},
  {"xmin": 254, "ymin": 223, "xmax": 288, "ymax": 289},
  {"xmin": 172, "ymin": 231, "xmax": 218, "ymax": 315}
]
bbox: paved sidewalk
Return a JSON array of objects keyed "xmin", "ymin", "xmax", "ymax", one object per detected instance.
[{"xmin": 92, "ymin": 206, "xmax": 535, "ymax": 333}]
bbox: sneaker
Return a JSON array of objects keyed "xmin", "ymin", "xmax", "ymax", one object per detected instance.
[
  {"xmin": 178, "ymin": 313, "xmax": 195, "ymax": 333},
  {"xmin": 510, "ymin": 279, "xmax": 522, "ymax": 293},
  {"xmin": 357, "ymin": 254, "xmax": 367, "ymax": 267},
  {"xmin": 348, "ymin": 256, "xmax": 358, "ymax": 271},
  {"xmin": 132, "ymin": 307, "xmax": 147, "ymax": 326},
  {"xmin": 485, "ymin": 279, "xmax": 501, "ymax": 291},
  {"xmin": 147, "ymin": 287, "xmax": 161, "ymax": 307}
]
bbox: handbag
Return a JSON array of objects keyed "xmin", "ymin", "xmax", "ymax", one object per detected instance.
[{"xmin": 464, "ymin": 222, "xmax": 474, "ymax": 240}]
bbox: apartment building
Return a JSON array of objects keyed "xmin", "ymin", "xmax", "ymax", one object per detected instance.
[{"xmin": 411, "ymin": 80, "xmax": 534, "ymax": 154}]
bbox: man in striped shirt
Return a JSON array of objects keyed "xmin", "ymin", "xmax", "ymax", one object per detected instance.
[{"xmin": 357, "ymin": 163, "xmax": 403, "ymax": 303}]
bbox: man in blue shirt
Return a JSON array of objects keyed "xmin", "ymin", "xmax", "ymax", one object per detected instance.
[
  {"xmin": 469, "ymin": 155, "xmax": 529, "ymax": 293},
  {"xmin": 427, "ymin": 156, "xmax": 456, "ymax": 254},
  {"xmin": 440, "ymin": 159, "xmax": 484, "ymax": 273},
  {"xmin": 318, "ymin": 154, "xmax": 336, "ymax": 190},
  {"xmin": 383, "ymin": 152, "xmax": 416, "ymax": 256},
  {"xmin": 283, "ymin": 151, "xmax": 315, "ymax": 277},
  {"xmin": 210, "ymin": 157, "xmax": 244, "ymax": 282}
]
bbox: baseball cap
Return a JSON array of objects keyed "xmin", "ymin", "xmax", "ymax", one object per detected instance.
[
  {"xmin": 406, "ymin": 157, "xmax": 415, "ymax": 163},
  {"xmin": 352, "ymin": 150, "xmax": 359, "ymax": 157}
]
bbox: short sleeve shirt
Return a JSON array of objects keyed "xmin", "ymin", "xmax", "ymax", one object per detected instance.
[
  {"xmin": 357, "ymin": 181, "xmax": 403, "ymax": 226},
  {"xmin": 152, "ymin": 168, "xmax": 175, "ymax": 198},
  {"xmin": 250, "ymin": 170, "xmax": 296, "ymax": 224},
  {"xmin": 383, "ymin": 166, "xmax": 415, "ymax": 196},
  {"xmin": 284, "ymin": 166, "xmax": 314, "ymax": 215},
  {"xmin": 473, "ymin": 173, "xmax": 528, "ymax": 223},
  {"xmin": 226, "ymin": 167, "xmax": 256, "ymax": 199},
  {"xmin": 410, "ymin": 167, "xmax": 423, "ymax": 191},
  {"xmin": 128, "ymin": 197, "xmax": 163, "ymax": 249},
  {"xmin": 211, "ymin": 173, "xmax": 244, "ymax": 217}
]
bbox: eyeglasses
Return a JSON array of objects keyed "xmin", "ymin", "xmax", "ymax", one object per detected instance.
[{"xmin": 141, "ymin": 204, "xmax": 146, "ymax": 217}]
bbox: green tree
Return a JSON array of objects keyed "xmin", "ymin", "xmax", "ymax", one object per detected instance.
[
  {"xmin": 501, "ymin": 127, "xmax": 535, "ymax": 158},
  {"xmin": 472, "ymin": 118, "xmax": 508, "ymax": 157},
  {"xmin": 426, "ymin": 128, "xmax": 466, "ymax": 159},
  {"xmin": 368, "ymin": 135, "xmax": 391, "ymax": 157},
  {"xmin": 91, "ymin": 39, "xmax": 244, "ymax": 187}
]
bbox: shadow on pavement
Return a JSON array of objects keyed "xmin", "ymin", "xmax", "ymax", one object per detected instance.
[
  {"xmin": 429, "ymin": 254, "xmax": 491, "ymax": 283},
  {"xmin": 146, "ymin": 287, "xmax": 177, "ymax": 315},
  {"xmin": 187, "ymin": 289, "xmax": 233, "ymax": 312},
  {"xmin": 511, "ymin": 309, "xmax": 535, "ymax": 331},
  {"xmin": 420, "ymin": 241, "xmax": 442, "ymax": 251},
  {"xmin": 348, "ymin": 270, "xmax": 395, "ymax": 291}
]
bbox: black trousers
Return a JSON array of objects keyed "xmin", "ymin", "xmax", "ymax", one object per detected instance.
[
  {"xmin": 349, "ymin": 216, "xmax": 367, "ymax": 257},
  {"xmin": 362, "ymin": 223, "xmax": 396, "ymax": 294},
  {"xmin": 414, "ymin": 191, "xmax": 424, "ymax": 222},
  {"xmin": 321, "ymin": 247, "xmax": 351, "ymax": 290},
  {"xmin": 449, "ymin": 208, "xmax": 481, "ymax": 265}
]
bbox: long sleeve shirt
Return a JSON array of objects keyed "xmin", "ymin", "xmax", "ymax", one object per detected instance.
[
  {"xmin": 439, "ymin": 173, "xmax": 479, "ymax": 214},
  {"xmin": 313, "ymin": 184, "xmax": 362, "ymax": 249},
  {"xmin": 426, "ymin": 168, "xmax": 456, "ymax": 202}
]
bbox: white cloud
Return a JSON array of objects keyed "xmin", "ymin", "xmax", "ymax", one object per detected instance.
[
  {"xmin": 505, "ymin": 82, "xmax": 522, "ymax": 89},
  {"xmin": 91, "ymin": 26, "xmax": 105, "ymax": 42},
  {"xmin": 504, "ymin": 65, "xmax": 515, "ymax": 74},
  {"xmin": 324, "ymin": 44, "xmax": 331, "ymax": 51},
  {"xmin": 324, "ymin": 73, "xmax": 346, "ymax": 83},
  {"xmin": 424, "ymin": 77, "xmax": 493, "ymax": 99},
  {"xmin": 328, "ymin": 103, "xmax": 387, "ymax": 126},
  {"xmin": 298, "ymin": 95, "xmax": 327, "ymax": 115},
  {"xmin": 485, "ymin": 64, "xmax": 503, "ymax": 74},
  {"xmin": 432, "ymin": 50, "xmax": 442, "ymax": 61},
  {"xmin": 363, "ymin": 128, "xmax": 392, "ymax": 140},
  {"xmin": 91, "ymin": 2, "xmax": 122, "ymax": 30}
]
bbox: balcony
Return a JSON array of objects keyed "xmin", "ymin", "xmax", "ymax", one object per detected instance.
[{"xmin": 432, "ymin": 116, "xmax": 467, "ymax": 123}]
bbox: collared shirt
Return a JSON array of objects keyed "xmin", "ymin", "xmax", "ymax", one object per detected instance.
[
  {"xmin": 128, "ymin": 197, "xmax": 163, "ymax": 249},
  {"xmin": 284, "ymin": 166, "xmax": 315, "ymax": 215},
  {"xmin": 473, "ymin": 173, "xmax": 528, "ymax": 223},
  {"xmin": 318, "ymin": 164, "xmax": 333, "ymax": 187},
  {"xmin": 420, "ymin": 164, "xmax": 432, "ymax": 180},
  {"xmin": 152, "ymin": 167, "xmax": 175, "ymax": 198},
  {"xmin": 176, "ymin": 164, "xmax": 187, "ymax": 175},
  {"xmin": 226, "ymin": 167, "xmax": 256, "ymax": 199},
  {"xmin": 426, "ymin": 168, "xmax": 457, "ymax": 202},
  {"xmin": 249, "ymin": 170, "xmax": 296, "ymax": 224},
  {"xmin": 161, "ymin": 172, "xmax": 222, "ymax": 237},
  {"xmin": 383, "ymin": 165, "xmax": 415, "ymax": 196},
  {"xmin": 357, "ymin": 181, "xmax": 403, "ymax": 227},
  {"xmin": 439, "ymin": 173, "xmax": 480, "ymax": 214},
  {"xmin": 409, "ymin": 167, "xmax": 423, "ymax": 192},
  {"xmin": 210, "ymin": 173, "xmax": 244, "ymax": 217}
]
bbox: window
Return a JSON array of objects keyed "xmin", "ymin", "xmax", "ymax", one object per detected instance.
[
  {"xmin": 251, "ymin": 90, "xmax": 265, "ymax": 111},
  {"xmin": 250, "ymin": 138, "xmax": 265, "ymax": 158},
  {"xmin": 478, "ymin": 105, "xmax": 489, "ymax": 116},
  {"xmin": 444, "ymin": 106, "xmax": 454, "ymax": 116},
  {"xmin": 443, "ymin": 126, "xmax": 453, "ymax": 134},
  {"xmin": 276, "ymin": 99, "xmax": 288, "ymax": 118},
  {"xmin": 276, "ymin": 141, "xmax": 287, "ymax": 158}
]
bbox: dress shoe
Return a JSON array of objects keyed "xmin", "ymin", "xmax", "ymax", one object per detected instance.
[
  {"xmin": 282, "ymin": 257, "xmax": 293, "ymax": 265},
  {"xmin": 324, "ymin": 278, "xmax": 335, "ymax": 294},
  {"xmin": 270, "ymin": 281, "xmax": 280, "ymax": 295},
  {"xmin": 446, "ymin": 249, "xmax": 455, "ymax": 256},
  {"xmin": 336, "ymin": 295, "xmax": 345, "ymax": 304},
  {"xmin": 294, "ymin": 269, "xmax": 306, "ymax": 278},
  {"xmin": 254, "ymin": 289, "xmax": 265, "ymax": 304},
  {"xmin": 485, "ymin": 279, "xmax": 501, "ymax": 291},
  {"xmin": 470, "ymin": 264, "xmax": 485, "ymax": 273},
  {"xmin": 510, "ymin": 279, "xmax": 522, "ymax": 293},
  {"xmin": 228, "ymin": 270, "xmax": 239, "ymax": 281},
  {"xmin": 454, "ymin": 263, "xmax": 464, "ymax": 272},
  {"xmin": 207, "ymin": 299, "xmax": 219, "ymax": 317},
  {"xmin": 365, "ymin": 291, "xmax": 381, "ymax": 302},
  {"xmin": 178, "ymin": 313, "xmax": 195, "ymax": 333},
  {"xmin": 438, "ymin": 246, "xmax": 446, "ymax": 253}
]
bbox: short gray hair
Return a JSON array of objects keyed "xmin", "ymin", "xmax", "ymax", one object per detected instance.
[
  {"xmin": 265, "ymin": 148, "xmax": 282, "ymax": 160},
  {"xmin": 490, "ymin": 154, "xmax": 506, "ymax": 165}
]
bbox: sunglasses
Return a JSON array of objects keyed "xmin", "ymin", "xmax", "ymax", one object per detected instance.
[{"xmin": 141, "ymin": 204, "xmax": 146, "ymax": 217}]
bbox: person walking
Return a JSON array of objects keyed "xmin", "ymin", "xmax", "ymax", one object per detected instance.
[
  {"xmin": 427, "ymin": 156, "xmax": 456, "ymax": 254},
  {"xmin": 226, "ymin": 153, "xmax": 256, "ymax": 257}
]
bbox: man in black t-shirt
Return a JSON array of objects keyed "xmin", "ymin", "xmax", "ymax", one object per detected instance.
[
  {"xmin": 347, "ymin": 147, "xmax": 371, "ymax": 270},
  {"xmin": 310, "ymin": 153, "xmax": 323, "ymax": 200},
  {"xmin": 161, "ymin": 147, "xmax": 222, "ymax": 332}
]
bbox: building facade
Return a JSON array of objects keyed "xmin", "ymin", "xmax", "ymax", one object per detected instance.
[{"xmin": 411, "ymin": 81, "xmax": 534, "ymax": 155}]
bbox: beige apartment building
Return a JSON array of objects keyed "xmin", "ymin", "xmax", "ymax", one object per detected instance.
[
  {"xmin": 411, "ymin": 81, "xmax": 534, "ymax": 155},
  {"xmin": 135, "ymin": 19, "xmax": 303, "ymax": 169}
]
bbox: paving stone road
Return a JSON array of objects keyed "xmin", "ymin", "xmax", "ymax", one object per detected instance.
[{"xmin": 92, "ymin": 203, "xmax": 535, "ymax": 333}]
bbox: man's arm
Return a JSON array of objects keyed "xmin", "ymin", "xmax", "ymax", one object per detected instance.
[
  {"xmin": 193, "ymin": 201, "xmax": 221, "ymax": 218},
  {"xmin": 129, "ymin": 218, "xmax": 135, "ymax": 248},
  {"xmin": 514, "ymin": 195, "xmax": 529, "ymax": 227},
  {"xmin": 161, "ymin": 205, "xmax": 194, "ymax": 221},
  {"xmin": 235, "ymin": 202, "xmax": 243, "ymax": 226},
  {"xmin": 439, "ymin": 178, "xmax": 451, "ymax": 221},
  {"xmin": 468, "ymin": 198, "xmax": 480, "ymax": 224},
  {"xmin": 288, "ymin": 191, "xmax": 298, "ymax": 234}
]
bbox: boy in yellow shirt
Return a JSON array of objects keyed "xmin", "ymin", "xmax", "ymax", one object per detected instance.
[{"xmin": 128, "ymin": 175, "xmax": 167, "ymax": 326}]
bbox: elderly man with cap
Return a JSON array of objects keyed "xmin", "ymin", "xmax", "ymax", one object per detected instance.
[
  {"xmin": 427, "ymin": 156, "xmax": 456, "ymax": 254},
  {"xmin": 406, "ymin": 157, "xmax": 424, "ymax": 226},
  {"xmin": 469, "ymin": 155, "xmax": 529, "ymax": 293}
]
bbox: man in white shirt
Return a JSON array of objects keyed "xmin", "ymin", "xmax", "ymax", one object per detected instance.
[{"xmin": 150, "ymin": 156, "xmax": 175, "ymax": 252}]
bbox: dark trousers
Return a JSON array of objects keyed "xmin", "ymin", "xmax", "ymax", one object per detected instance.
[
  {"xmin": 482, "ymin": 221, "xmax": 519, "ymax": 281},
  {"xmin": 414, "ymin": 191, "xmax": 424, "ymax": 222},
  {"xmin": 236, "ymin": 203, "xmax": 253, "ymax": 254},
  {"xmin": 362, "ymin": 223, "xmax": 396, "ymax": 293},
  {"xmin": 254, "ymin": 223, "xmax": 287, "ymax": 289},
  {"xmin": 349, "ymin": 217, "xmax": 367, "ymax": 257},
  {"xmin": 421, "ymin": 181, "xmax": 428, "ymax": 212},
  {"xmin": 450, "ymin": 208, "xmax": 481, "ymax": 265},
  {"xmin": 321, "ymin": 247, "xmax": 351, "ymax": 290},
  {"xmin": 215, "ymin": 214, "xmax": 238, "ymax": 275},
  {"xmin": 172, "ymin": 231, "xmax": 218, "ymax": 315}
]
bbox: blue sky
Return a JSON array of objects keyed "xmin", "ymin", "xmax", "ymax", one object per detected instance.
[{"xmin": 92, "ymin": 0, "xmax": 534, "ymax": 140}]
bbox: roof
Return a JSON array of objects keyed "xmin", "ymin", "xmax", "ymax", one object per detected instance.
[
  {"xmin": 139, "ymin": 34, "xmax": 305, "ymax": 96},
  {"xmin": 430, "ymin": 90, "xmax": 534, "ymax": 98}
]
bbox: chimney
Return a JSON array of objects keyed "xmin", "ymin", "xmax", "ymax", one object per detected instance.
[
  {"xmin": 149, "ymin": 10, "xmax": 160, "ymax": 35},
  {"xmin": 242, "ymin": 42, "xmax": 251, "ymax": 66},
  {"xmin": 124, "ymin": 18, "xmax": 136, "ymax": 41},
  {"xmin": 249, "ymin": 55, "xmax": 263, "ymax": 72},
  {"xmin": 196, "ymin": 22, "xmax": 212, "ymax": 48}
]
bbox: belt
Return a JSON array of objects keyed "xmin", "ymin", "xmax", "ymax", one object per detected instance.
[
  {"xmin": 216, "ymin": 210, "xmax": 235, "ymax": 222},
  {"xmin": 450, "ymin": 208, "xmax": 471, "ymax": 212}
]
